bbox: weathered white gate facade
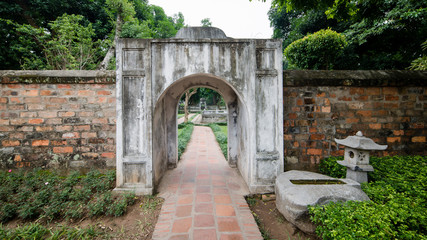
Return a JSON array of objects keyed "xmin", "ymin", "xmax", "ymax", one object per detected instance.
[{"xmin": 115, "ymin": 28, "xmax": 283, "ymax": 194}]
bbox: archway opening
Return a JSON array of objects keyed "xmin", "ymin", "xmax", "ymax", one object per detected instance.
[
  {"xmin": 152, "ymin": 74, "xmax": 250, "ymax": 190},
  {"xmin": 177, "ymin": 87, "xmax": 228, "ymax": 160}
]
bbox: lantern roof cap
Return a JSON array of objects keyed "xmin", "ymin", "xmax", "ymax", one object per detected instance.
[{"xmin": 335, "ymin": 131, "xmax": 388, "ymax": 150}]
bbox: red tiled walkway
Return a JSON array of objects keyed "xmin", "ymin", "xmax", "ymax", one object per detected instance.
[{"xmin": 152, "ymin": 126, "xmax": 262, "ymax": 240}]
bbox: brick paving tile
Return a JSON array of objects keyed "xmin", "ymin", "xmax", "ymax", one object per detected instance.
[
  {"xmin": 197, "ymin": 203, "xmax": 213, "ymax": 212},
  {"xmin": 218, "ymin": 217, "xmax": 241, "ymax": 232},
  {"xmin": 220, "ymin": 234, "xmax": 244, "ymax": 240},
  {"xmin": 175, "ymin": 205, "xmax": 192, "ymax": 217},
  {"xmin": 193, "ymin": 229, "xmax": 217, "ymax": 240},
  {"xmin": 169, "ymin": 234, "xmax": 189, "ymax": 240},
  {"xmin": 216, "ymin": 205, "xmax": 236, "ymax": 216},
  {"xmin": 152, "ymin": 126, "xmax": 262, "ymax": 239},
  {"xmin": 194, "ymin": 214, "xmax": 215, "ymax": 227},
  {"xmin": 172, "ymin": 217, "xmax": 192, "ymax": 233},
  {"xmin": 214, "ymin": 195, "xmax": 232, "ymax": 204}
]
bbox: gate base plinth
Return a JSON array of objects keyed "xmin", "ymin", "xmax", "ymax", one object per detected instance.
[
  {"xmin": 113, "ymin": 184, "xmax": 153, "ymax": 196},
  {"xmin": 249, "ymin": 184, "xmax": 275, "ymax": 194}
]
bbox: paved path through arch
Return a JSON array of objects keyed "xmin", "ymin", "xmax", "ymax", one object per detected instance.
[{"xmin": 152, "ymin": 126, "xmax": 263, "ymax": 240}]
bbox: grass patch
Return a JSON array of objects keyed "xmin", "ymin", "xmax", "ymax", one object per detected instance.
[
  {"xmin": 219, "ymin": 125, "xmax": 228, "ymax": 135},
  {"xmin": 0, "ymin": 169, "xmax": 136, "ymax": 223},
  {"xmin": 177, "ymin": 122, "xmax": 194, "ymax": 160},
  {"xmin": 208, "ymin": 123, "xmax": 228, "ymax": 159},
  {"xmin": 310, "ymin": 156, "xmax": 427, "ymax": 239}
]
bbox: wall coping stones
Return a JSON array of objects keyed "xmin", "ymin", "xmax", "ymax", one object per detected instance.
[
  {"xmin": 0, "ymin": 70, "xmax": 116, "ymax": 84},
  {"xmin": 284, "ymin": 70, "xmax": 427, "ymax": 87},
  {"xmin": 2, "ymin": 70, "xmax": 425, "ymax": 86}
]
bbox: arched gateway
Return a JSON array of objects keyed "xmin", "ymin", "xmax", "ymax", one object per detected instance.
[{"xmin": 115, "ymin": 27, "xmax": 283, "ymax": 194}]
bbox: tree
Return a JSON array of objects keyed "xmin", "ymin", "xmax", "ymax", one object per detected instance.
[
  {"xmin": 409, "ymin": 40, "xmax": 427, "ymax": 71},
  {"xmin": 0, "ymin": 0, "xmax": 185, "ymax": 70},
  {"xmin": 284, "ymin": 29, "xmax": 347, "ymax": 70},
  {"xmin": 264, "ymin": 0, "xmax": 427, "ymax": 69},
  {"xmin": 201, "ymin": 18, "xmax": 212, "ymax": 27},
  {"xmin": 183, "ymin": 88, "xmax": 198, "ymax": 123},
  {"xmin": 100, "ymin": 2, "xmax": 185, "ymax": 69},
  {"xmin": 11, "ymin": 14, "xmax": 104, "ymax": 70},
  {"xmin": 99, "ymin": 0, "xmax": 136, "ymax": 70},
  {"xmin": 0, "ymin": 0, "xmax": 111, "ymax": 70}
]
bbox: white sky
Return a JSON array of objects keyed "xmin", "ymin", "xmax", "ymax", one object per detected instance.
[{"xmin": 149, "ymin": 0, "xmax": 273, "ymax": 39}]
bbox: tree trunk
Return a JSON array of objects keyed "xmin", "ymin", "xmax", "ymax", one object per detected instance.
[
  {"xmin": 184, "ymin": 88, "xmax": 197, "ymax": 123},
  {"xmin": 99, "ymin": 12, "xmax": 123, "ymax": 70}
]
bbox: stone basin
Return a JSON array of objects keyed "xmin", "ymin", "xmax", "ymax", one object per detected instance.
[{"xmin": 275, "ymin": 170, "xmax": 370, "ymax": 234}]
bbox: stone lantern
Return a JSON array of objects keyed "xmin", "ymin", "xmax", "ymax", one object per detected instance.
[
  {"xmin": 335, "ymin": 131, "xmax": 387, "ymax": 183},
  {"xmin": 200, "ymin": 98, "xmax": 206, "ymax": 110}
]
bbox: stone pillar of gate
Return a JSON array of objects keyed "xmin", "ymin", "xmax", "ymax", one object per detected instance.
[
  {"xmin": 248, "ymin": 40, "xmax": 284, "ymax": 193},
  {"xmin": 114, "ymin": 39, "xmax": 154, "ymax": 195}
]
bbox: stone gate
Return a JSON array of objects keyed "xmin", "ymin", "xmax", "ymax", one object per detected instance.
[{"xmin": 115, "ymin": 27, "xmax": 283, "ymax": 194}]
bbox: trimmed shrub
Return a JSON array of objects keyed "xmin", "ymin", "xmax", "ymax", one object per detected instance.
[
  {"xmin": 177, "ymin": 122, "xmax": 194, "ymax": 160},
  {"xmin": 319, "ymin": 156, "xmax": 345, "ymax": 178},
  {"xmin": 209, "ymin": 123, "xmax": 228, "ymax": 158},
  {"xmin": 310, "ymin": 156, "xmax": 427, "ymax": 239},
  {"xmin": 285, "ymin": 29, "xmax": 347, "ymax": 70}
]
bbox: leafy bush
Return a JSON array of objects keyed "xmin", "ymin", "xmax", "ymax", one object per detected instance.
[
  {"xmin": 310, "ymin": 156, "xmax": 427, "ymax": 239},
  {"xmin": 284, "ymin": 29, "xmax": 347, "ymax": 70},
  {"xmin": 409, "ymin": 40, "xmax": 427, "ymax": 70},
  {"xmin": 319, "ymin": 156, "xmax": 345, "ymax": 178},
  {"xmin": 0, "ymin": 169, "xmax": 137, "ymax": 223},
  {"xmin": 209, "ymin": 123, "xmax": 228, "ymax": 158},
  {"xmin": 178, "ymin": 122, "xmax": 194, "ymax": 160}
]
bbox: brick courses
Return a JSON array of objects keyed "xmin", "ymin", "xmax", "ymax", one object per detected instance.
[
  {"xmin": 0, "ymin": 71, "xmax": 116, "ymax": 168},
  {"xmin": 283, "ymin": 70, "xmax": 427, "ymax": 171},
  {"xmin": 1, "ymin": 70, "xmax": 426, "ymax": 170}
]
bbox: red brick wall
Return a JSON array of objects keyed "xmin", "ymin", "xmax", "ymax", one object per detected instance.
[
  {"xmin": 283, "ymin": 70, "xmax": 427, "ymax": 171},
  {"xmin": 1, "ymin": 70, "xmax": 426, "ymax": 171},
  {"xmin": 0, "ymin": 71, "xmax": 116, "ymax": 169}
]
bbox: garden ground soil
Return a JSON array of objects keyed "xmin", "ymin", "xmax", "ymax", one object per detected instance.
[{"xmin": 248, "ymin": 196, "xmax": 320, "ymax": 240}]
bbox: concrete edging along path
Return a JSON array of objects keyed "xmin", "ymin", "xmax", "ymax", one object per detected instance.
[
  {"xmin": 177, "ymin": 114, "xmax": 195, "ymax": 125},
  {"xmin": 152, "ymin": 126, "xmax": 262, "ymax": 240}
]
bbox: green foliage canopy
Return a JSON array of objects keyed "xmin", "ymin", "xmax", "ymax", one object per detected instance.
[
  {"xmin": 201, "ymin": 18, "xmax": 213, "ymax": 27},
  {"xmin": 266, "ymin": 0, "xmax": 427, "ymax": 69},
  {"xmin": 409, "ymin": 40, "xmax": 427, "ymax": 70},
  {"xmin": 11, "ymin": 14, "xmax": 106, "ymax": 70},
  {"xmin": 284, "ymin": 29, "xmax": 347, "ymax": 70},
  {"xmin": 121, "ymin": 5, "xmax": 185, "ymax": 39},
  {"xmin": 0, "ymin": 0, "xmax": 185, "ymax": 70}
]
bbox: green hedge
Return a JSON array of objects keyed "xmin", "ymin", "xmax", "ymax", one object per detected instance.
[
  {"xmin": 309, "ymin": 156, "xmax": 427, "ymax": 239},
  {"xmin": 208, "ymin": 123, "xmax": 227, "ymax": 158},
  {"xmin": 284, "ymin": 29, "xmax": 347, "ymax": 70},
  {"xmin": 177, "ymin": 123, "xmax": 194, "ymax": 160}
]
